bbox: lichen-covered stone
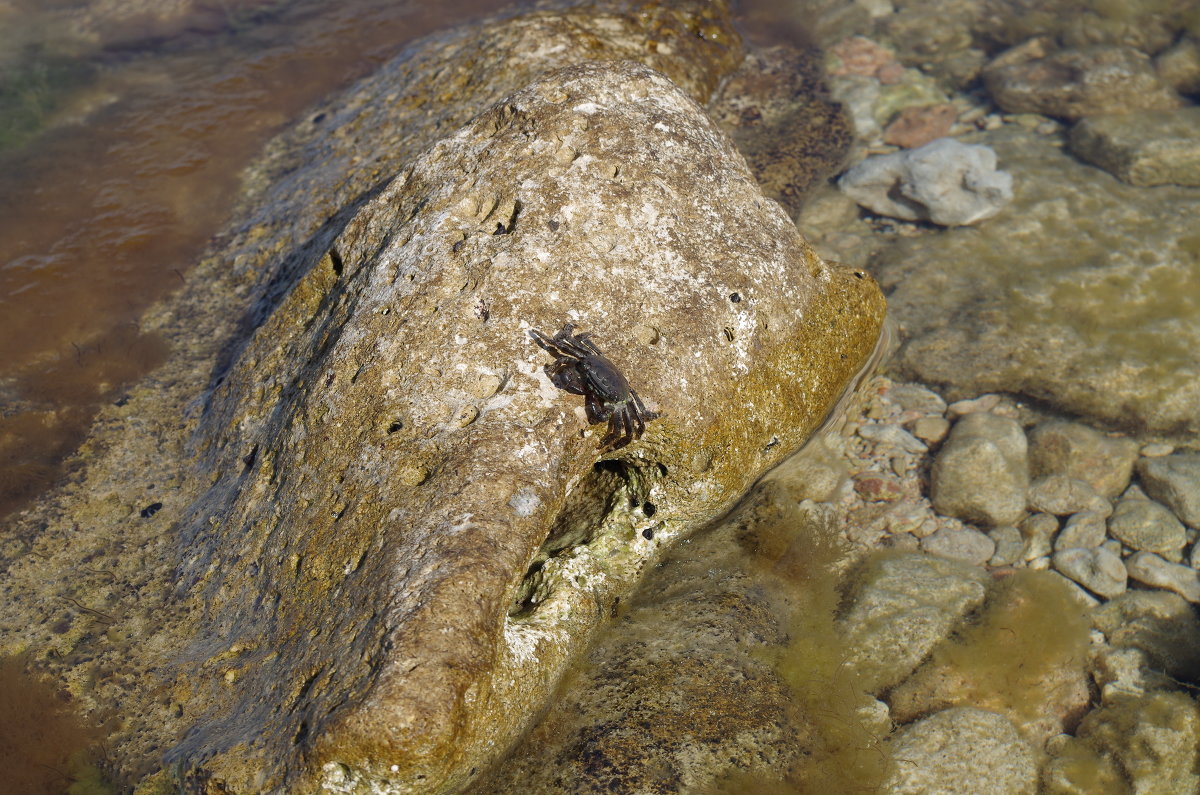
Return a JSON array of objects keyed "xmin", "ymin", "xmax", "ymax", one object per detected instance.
[{"xmin": 0, "ymin": 6, "xmax": 886, "ymax": 792}]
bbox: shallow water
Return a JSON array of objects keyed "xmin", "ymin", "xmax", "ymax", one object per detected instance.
[{"xmin": 0, "ymin": 0, "xmax": 516, "ymax": 520}]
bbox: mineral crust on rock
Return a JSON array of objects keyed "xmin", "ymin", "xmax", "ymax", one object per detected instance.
[{"xmin": 0, "ymin": 5, "xmax": 886, "ymax": 792}]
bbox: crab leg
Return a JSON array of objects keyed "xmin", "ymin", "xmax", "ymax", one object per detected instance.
[
  {"xmin": 528, "ymin": 329, "xmax": 563, "ymax": 355},
  {"xmin": 630, "ymin": 390, "xmax": 658, "ymax": 421}
]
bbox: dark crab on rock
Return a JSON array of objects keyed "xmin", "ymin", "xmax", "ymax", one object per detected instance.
[{"xmin": 529, "ymin": 323, "xmax": 659, "ymax": 451}]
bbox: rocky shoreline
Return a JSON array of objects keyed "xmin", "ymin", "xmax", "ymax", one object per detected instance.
[
  {"xmin": 481, "ymin": 1, "xmax": 1200, "ymax": 792},
  {"xmin": 1, "ymin": 0, "xmax": 1198, "ymax": 792}
]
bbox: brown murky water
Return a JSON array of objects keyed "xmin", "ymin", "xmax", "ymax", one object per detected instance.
[{"xmin": 0, "ymin": 0, "xmax": 516, "ymax": 520}]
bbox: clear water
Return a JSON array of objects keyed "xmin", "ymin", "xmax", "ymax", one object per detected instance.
[{"xmin": 0, "ymin": 0, "xmax": 516, "ymax": 520}]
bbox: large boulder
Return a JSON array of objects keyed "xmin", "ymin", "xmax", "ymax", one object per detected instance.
[{"xmin": 0, "ymin": 5, "xmax": 885, "ymax": 793}]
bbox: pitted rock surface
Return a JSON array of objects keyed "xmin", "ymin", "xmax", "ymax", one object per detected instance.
[{"xmin": 0, "ymin": 6, "xmax": 885, "ymax": 792}]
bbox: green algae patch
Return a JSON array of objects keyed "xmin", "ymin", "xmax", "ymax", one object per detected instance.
[
  {"xmin": 1043, "ymin": 692, "xmax": 1200, "ymax": 795},
  {"xmin": 889, "ymin": 570, "xmax": 1091, "ymax": 742},
  {"xmin": 714, "ymin": 499, "xmax": 893, "ymax": 793}
]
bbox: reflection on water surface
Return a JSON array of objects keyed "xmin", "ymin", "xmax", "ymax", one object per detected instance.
[{"xmin": 0, "ymin": 0, "xmax": 514, "ymax": 520}]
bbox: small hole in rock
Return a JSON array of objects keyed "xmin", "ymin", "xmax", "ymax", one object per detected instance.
[
  {"xmin": 643, "ymin": 501, "xmax": 656, "ymax": 517},
  {"xmin": 387, "ymin": 421, "xmax": 403, "ymax": 434}
]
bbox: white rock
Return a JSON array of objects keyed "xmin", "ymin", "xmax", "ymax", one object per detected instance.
[{"xmin": 838, "ymin": 138, "xmax": 1014, "ymax": 226}]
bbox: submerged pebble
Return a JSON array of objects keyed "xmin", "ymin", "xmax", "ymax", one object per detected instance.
[
  {"xmin": 1053, "ymin": 546, "xmax": 1128, "ymax": 599},
  {"xmin": 838, "ymin": 138, "xmax": 1013, "ymax": 226},
  {"xmin": 1069, "ymin": 107, "xmax": 1200, "ymax": 187},
  {"xmin": 931, "ymin": 412, "xmax": 1028, "ymax": 527},
  {"xmin": 1107, "ymin": 497, "xmax": 1187, "ymax": 560},
  {"xmin": 1138, "ymin": 453, "xmax": 1200, "ymax": 529}
]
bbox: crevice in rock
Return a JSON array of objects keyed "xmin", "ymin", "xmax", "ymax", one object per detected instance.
[{"xmin": 509, "ymin": 458, "xmax": 661, "ymax": 617}]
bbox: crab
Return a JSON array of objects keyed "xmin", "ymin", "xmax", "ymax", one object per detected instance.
[{"xmin": 529, "ymin": 323, "xmax": 659, "ymax": 451}]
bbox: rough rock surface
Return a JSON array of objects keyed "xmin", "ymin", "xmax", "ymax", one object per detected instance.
[
  {"xmin": 838, "ymin": 138, "xmax": 1013, "ymax": 226},
  {"xmin": 0, "ymin": 5, "xmax": 887, "ymax": 794},
  {"xmin": 877, "ymin": 126, "xmax": 1200, "ymax": 435},
  {"xmin": 883, "ymin": 707, "xmax": 1038, "ymax": 795},
  {"xmin": 840, "ymin": 552, "xmax": 989, "ymax": 693},
  {"xmin": 1069, "ymin": 107, "xmax": 1200, "ymax": 188}
]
